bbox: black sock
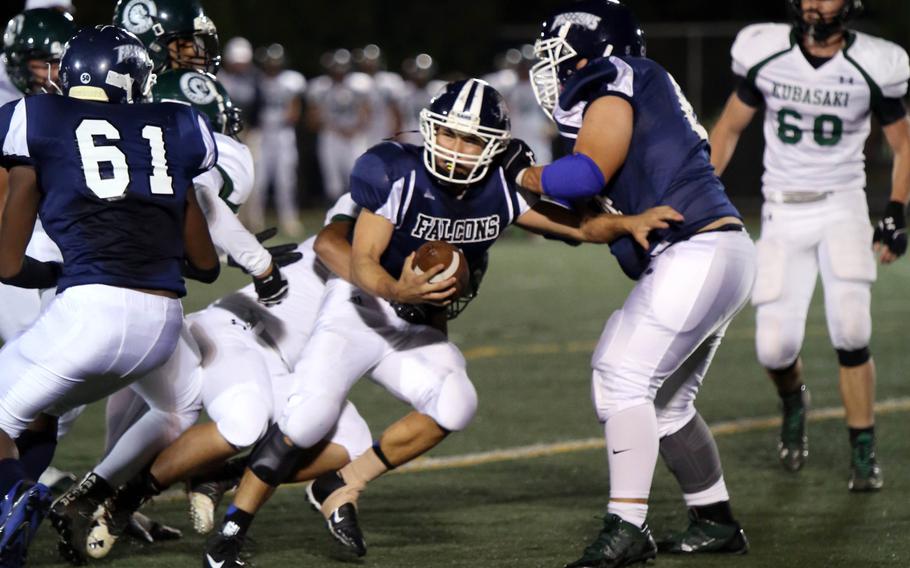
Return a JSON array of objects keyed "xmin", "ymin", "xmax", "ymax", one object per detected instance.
[
  {"xmin": 0, "ymin": 458, "xmax": 26, "ymax": 496},
  {"xmin": 15, "ymin": 429, "xmax": 58, "ymax": 481},
  {"xmin": 780, "ymin": 386, "xmax": 806, "ymax": 409},
  {"xmin": 849, "ymin": 426, "xmax": 874, "ymax": 446},
  {"xmin": 112, "ymin": 467, "xmax": 162, "ymax": 513},
  {"xmin": 78, "ymin": 472, "xmax": 115, "ymax": 505},
  {"xmin": 221, "ymin": 504, "xmax": 254, "ymax": 538},
  {"xmin": 692, "ymin": 501, "xmax": 736, "ymax": 525}
]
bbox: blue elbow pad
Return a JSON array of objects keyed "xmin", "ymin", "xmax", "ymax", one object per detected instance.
[{"xmin": 541, "ymin": 153, "xmax": 606, "ymax": 200}]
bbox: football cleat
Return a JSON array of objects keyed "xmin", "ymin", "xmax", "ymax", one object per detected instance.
[
  {"xmin": 564, "ymin": 513, "xmax": 657, "ymax": 568},
  {"xmin": 306, "ymin": 475, "xmax": 367, "ymax": 557},
  {"xmin": 85, "ymin": 508, "xmax": 182, "ymax": 559},
  {"xmin": 848, "ymin": 432, "xmax": 883, "ymax": 492},
  {"xmin": 203, "ymin": 531, "xmax": 247, "ymax": 568},
  {"xmin": 656, "ymin": 509, "xmax": 749, "ymax": 554},
  {"xmin": 49, "ymin": 475, "xmax": 110, "ymax": 566},
  {"xmin": 188, "ymin": 476, "xmax": 240, "ymax": 535},
  {"xmin": 0, "ymin": 480, "xmax": 52, "ymax": 567},
  {"xmin": 778, "ymin": 385, "xmax": 809, "ymax": 472}
]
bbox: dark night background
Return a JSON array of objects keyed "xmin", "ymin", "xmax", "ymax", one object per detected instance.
[{"xmin": 2, "ymin": 0, "xmax": 909, "ymax": 210}]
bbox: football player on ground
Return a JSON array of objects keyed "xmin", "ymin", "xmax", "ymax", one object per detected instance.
[
  {"xmin": 47, "ymin": 69, "xmax": 303, "ymax": 564},
  {"xmin": 709, "ymin": 0, "xmax": 909, "ymax": 489},
  {"xmin": 0, "ymin": 26, "xmax": 219, "ymax": 565},
  {"xmin": 518, "ymin": 2, "xmax": 757, "ymax": 565},
  {"xmin": 202, "ymin": 77, "xmax": 683, "ymax": 567}
]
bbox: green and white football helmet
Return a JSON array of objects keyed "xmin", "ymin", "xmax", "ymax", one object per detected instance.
[
  {"xmin": 152, "ymin": 68, "xmax": 241, "ymax": 136},
  {"xmin": 1, "ymin": 8, "xmax": 77, "ymax": 94}
]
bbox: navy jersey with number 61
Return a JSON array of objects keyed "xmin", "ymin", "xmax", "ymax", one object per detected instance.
[{"xmin": 0, "ymin": 94, "xmax": 217, "ymax": 296}]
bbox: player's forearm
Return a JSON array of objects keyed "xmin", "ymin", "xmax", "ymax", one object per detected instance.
[
  {"xmin": 314, "ymin": 222, "xmax": 353, "ymax": 282},
  {"xmin": 351, "ymin": 255, "xmax": 399, "ymax": 302},
  {"xmin": 888, "ymin": 138, "xmax": 910, "ymax": 206},
  {"xmin": 708, "ymin": 124, "xmax": 740, "ymax": 177},
  {"xmin": 196, "ymin": 186, "xmax": 272, "ymax": 277}
]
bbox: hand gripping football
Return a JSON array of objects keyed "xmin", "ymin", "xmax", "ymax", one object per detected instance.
[{"xmin": 412, "ymin": 241, "xmax": 470, "ymax": 297}]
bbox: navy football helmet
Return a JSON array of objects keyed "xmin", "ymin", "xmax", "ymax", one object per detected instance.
[
  {"xmin": 58, "ymin": 26, "xmax": 154, "ymax": 104},
  {"xmin": 788, "ymin": 0, "xmax": 863, "ymax": 43},
  {"xmin": 419, "ymin": 78, "xmax": 511, "ymax": 186},
  {"xmin": 531, "ymin": 0, "xmax": 645, "ymax": 118}
]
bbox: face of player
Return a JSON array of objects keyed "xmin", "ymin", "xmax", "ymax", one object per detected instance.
[
  {"xmin": 434, "ymin": 127, "xmax": 485, "ymax": 178},
  {"xmin": 800, "ymin": 0, "xmax": 847, "ymax": 24},
  {"xmin": 26, "ymin": 59, "xmax": 60, "ymax": 94},
  {"xmin": 168, "ymin": 36, "xmax": 210, "ymax": 71}
]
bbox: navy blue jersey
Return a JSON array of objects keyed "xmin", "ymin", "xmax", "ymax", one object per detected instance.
[
  {"xmin": 0, "ymin": 95, "xmax": 217, "ymax": 295},
  {"xmin": 350, "ymin": 142, "xmax": 532, "ymax": 279},
  {"xmin": 554, "ymin": 56, "xmax": 740, "ymax": 279}
]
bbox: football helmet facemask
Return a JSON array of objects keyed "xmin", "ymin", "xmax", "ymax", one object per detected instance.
[
  {"xmin": 530, "ymin": 0, "xmax": 645, "ymax": 119},
  {"xmin": 787, "ymin": 0, "xmax": 864, "ymax": 43},
  {"xmin": 1, "ymin": 8, "xmax": 77, "ymax": 95},
  {"xmin": 419, "ymin": 78, "xmax": 511, "ymax": 186}
]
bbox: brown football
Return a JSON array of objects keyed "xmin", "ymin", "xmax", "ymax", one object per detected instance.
[{"xmin": 413, "ymin": 240, "xmax": 470, "ymax": 297}]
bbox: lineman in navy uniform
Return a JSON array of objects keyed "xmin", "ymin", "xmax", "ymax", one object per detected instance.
[
  {"xmin": 710, "ymin": 0, "xmax": 910, "ymax": 489},
  {"xmin": 521, "ymin": 2, "xmax": 757, "ymax": 566},
  {"xmin": 0, "ymin": 26, "xmax": 219, "ymax": 565},
  {"xmin": 201, "ymin": 78, "xmax": 681, "ymax": 567}
]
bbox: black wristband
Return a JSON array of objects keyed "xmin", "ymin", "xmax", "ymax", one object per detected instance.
[
  {"xmin": 183, "ymin": 259, "xmax": 220, "ymax": 283},
  {"xmin": 885, "ymin": 200, "xmax": 906, "ymax": 221},
  {"xmin": 0, "ymin": 256, "xmax": 61, "ymax": 289}
]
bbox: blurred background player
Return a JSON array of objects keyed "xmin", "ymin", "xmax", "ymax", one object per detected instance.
[
  {"xmin": 217, "ymin": 36, "xmax": 262, "ymax": 133},
  {"xmin": 0, "ymin": 25, "xmax": 219, "ymax": 564},
  {"xmin": 485, "ymin": 45, "xmax": 554, "ymax": 164},
  {"xmin": 522, "ymin": 1, "xmax": 755, "ymax": 565},
  {"xmin": 307, "ymin": 48, "xmax": 371, "ymax": 203},
  {"xmin": 397, "ymin": 53, "xmax": 443, "ymax": 145},
  {"xmin": 245, "ymin": 43, "xmax": 305, "ymax": 237},
  {"xmin": 114, "ymin": 0, "xmax": 220, "ymax": 75},
  {"xmin": 352, "ymin": 44, "xmax": 405, "ymax": 144},
  {"xmin": 709, "ymin": 0, "xmax": 909, "ymax": 490}
]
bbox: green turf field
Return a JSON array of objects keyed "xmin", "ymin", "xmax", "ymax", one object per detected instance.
[{"xmin": 26, "ymin": 216, "xmax": 910, "ymax": 567}]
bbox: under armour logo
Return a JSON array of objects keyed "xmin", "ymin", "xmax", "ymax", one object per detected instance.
[
  {"xmin": 839, "ymin": 76, "xmax": 855, "ymax": 85},
  {"xmin": 350, "ymin": 295, "xmax": 363, "ymax": 306}
]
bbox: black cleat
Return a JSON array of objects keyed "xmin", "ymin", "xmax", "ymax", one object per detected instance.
[
  {"xmin": 564, "ymin": 514, "xmax": 657, "ymax": 568},
  {"xmin": 306, "ymin": 474, "xmax": 366, "ymax": 557},
  {"xmin": 657, "ymin": 509, "xmax": 749, "ymax": 554},
  {"xmin": 49, "ymin": 473, "xmax": 112, "ymax": 566},
  {"xmin": 203, "ymin": 531, "xmax": 247, "ymax": 568},
  {"xmin": 778, "ymin": 385, "xmax": 809, "ymax": 472},
  {"xmin": 848, "ymin": 432, "xmax": 883, "ymax": 492}
]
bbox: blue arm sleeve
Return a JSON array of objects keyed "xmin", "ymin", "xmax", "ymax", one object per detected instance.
[{"xmin": 541, "ymin": 153, "xmax": 606, "ymax": 201}]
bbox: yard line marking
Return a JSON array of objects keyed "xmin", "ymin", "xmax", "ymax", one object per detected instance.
[
  {"xmin": 393, "ymin": 396, "xmax": 910, "ymax": 474},
  {"xmin": 157, "ymin": 397, "xmax": 910, "ymax": 504}
]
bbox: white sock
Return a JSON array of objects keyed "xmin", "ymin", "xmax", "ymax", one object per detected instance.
[
  {"xmin": 604, "ymin": 403, "xmax": 659, "ymax": 526},
  {"xmin": 683, "ymin": 477, "xmax": 730, "ymax": 508},
  {"xmin": 607, "ymin": 501, "xmax": 649, "ymax": 528}
]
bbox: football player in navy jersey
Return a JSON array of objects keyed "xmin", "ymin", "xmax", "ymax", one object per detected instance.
[
  {"xmin": 202, "ymin": 78, "xmax": 682, "ymax": 567},
  {"xmin": 520, "ymin": 2, "xmax": 757, "ymax": 566},
  {"xmin": 0, "ymin": 26, "xmax": 219, "ymax": 565}
]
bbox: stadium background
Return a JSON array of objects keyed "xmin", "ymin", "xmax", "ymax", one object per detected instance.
[{"xmin": 1, "ymin": 1, "xmax": 909, "ymax": 566}]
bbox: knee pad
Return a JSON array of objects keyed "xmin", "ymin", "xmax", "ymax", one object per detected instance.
[
  {"xmin": 658, "ymin": 413, "xmax": 723, "ymax": 494},
  {"xmin": 421, "ymin": 371, "xmax": 477, "ymax": 433},
  {"xmin": 279, "ymin": 390, "xmax": 346, "ymax": 449},
  {"xmin": 249, "ymin": 423, "xmax": 306, "ymax": 486},
  {"xmin": 208, "ymin": 386, "xmax": 272, "ymax": 450},
  {"xmin": 836, "ymin": 347, "xmax": 871, "ymax": 368},
  {"xmin": 755, "ymin": 311, "xmax": 802, "ymax": 370},
  {"xmin": 827, "ymin": 288, "xmax": 872, "ymax": 351}
]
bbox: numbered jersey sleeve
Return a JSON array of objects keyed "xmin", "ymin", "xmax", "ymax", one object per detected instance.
[
  {"xmin": 0, "ymin": 99, "xmax": 32, "ymax": 168},
  {"xmin": 349, "ymin": 141, "xmax": 418, "ymax": 223}
]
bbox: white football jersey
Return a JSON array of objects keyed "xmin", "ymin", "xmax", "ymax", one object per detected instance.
[
  {"xmin": 259, "ymin": 69, "xmax": 306, "ymax": 130},
  {"xmin": 195, "ymin": 133, "xmax": 255, "ymax": 211},
  {"xmin": 0, "ymin": 61, "xmax": 21, "ymax": 108},
  {"xmin": 732, "ymin": 24, "xmax": 909, "ymax": 195}
]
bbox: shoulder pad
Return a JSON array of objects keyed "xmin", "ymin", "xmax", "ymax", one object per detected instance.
[
  {"xmin": 845, "ymin": 32, "xmax": 910, "ymax": 99},
  {"xmin": 212, "ymin": 133, "xmax": 254, "ymax": 207},
  {"xmin": 558, "ymin": 56, "xmax": 634, "ymax": 110},
  {"xmin": 349, "ymin": 141, "xmax": 416, "ymax": 212},
  {"xmin": 731, "ymin": 23, "xmax": 794, "ymax": 78}
]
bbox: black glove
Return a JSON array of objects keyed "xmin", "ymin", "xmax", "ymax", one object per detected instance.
[
  {"xmin": 873, "ymin": 200, "xmax": 907, "ymax": 257},
  {"xmin": 254, "ymin": 264, "xmax": 289, "ymax": 306},
  {"xmin": 501, "ymin": 138, "xmax": 536, "ymax": 187},
  {"xmin": 227, "ymin": 228, "xmax": 304, "ymax": 273}
]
